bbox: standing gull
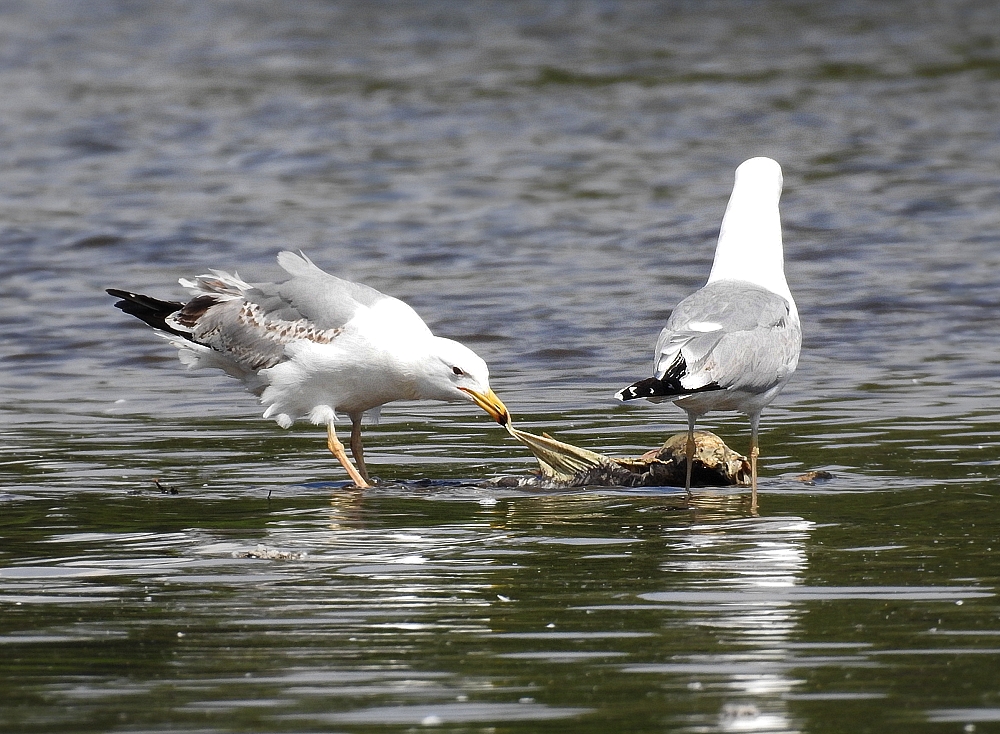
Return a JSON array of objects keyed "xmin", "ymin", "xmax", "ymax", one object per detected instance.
[
  {"xmin": 616, "ymin": 157, "xmax": 801, "ymax": 506},
  {"xmin": 108, "ymin": 251, "xmax": 509, "ymax": 488}
]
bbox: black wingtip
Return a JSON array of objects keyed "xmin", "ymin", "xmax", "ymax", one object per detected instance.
[
  {"xmin": 616, "ymin": 375, "xmax": 723, "ymax": 402},
  {"xmin": 616, "ymin": 377, "xmax": 668, "ymax": 402},
  {"xmin": 106, "ymin": 288, "xmax": 186, "ymax": 335}
]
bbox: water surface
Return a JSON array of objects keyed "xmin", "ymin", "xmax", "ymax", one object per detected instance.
[{"xmin": 3, "ymin": 2, "xmax": 1000, "ymax": 732}]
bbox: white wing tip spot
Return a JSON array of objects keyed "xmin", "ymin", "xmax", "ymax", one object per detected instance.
[{"xmin": 686, "ymin": 321, "xmax": 723, "ymax": 332}]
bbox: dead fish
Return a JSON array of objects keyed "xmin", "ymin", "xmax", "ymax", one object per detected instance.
[{"xmin": 497, "ymin": 422, "xmax": 750, "ymax": 488}]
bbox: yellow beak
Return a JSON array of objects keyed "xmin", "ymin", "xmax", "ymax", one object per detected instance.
[{"xmin": 460, "ymin": 387, "xmax": 510, "ymax": 425}]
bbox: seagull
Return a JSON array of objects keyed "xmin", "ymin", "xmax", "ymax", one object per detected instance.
[
  {"xmin": 107, "ymin": 251, "xmax": 509, "ymax": 488},
  {"xmin": 615, "ymin": 157, "xmax": 801, "ymax": 507}
]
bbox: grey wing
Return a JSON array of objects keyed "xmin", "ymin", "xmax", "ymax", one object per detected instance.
[
  {"xmin": 245, "ymin": 251, "xmax": 390, "ymax": 329},
  {"xmin": 167, "ymin": 295, "xmax": 344, "ymax": 379},
  {"xmin": 168, "ymin": 251, "xmax": 431, "ymax": 383},
  {"xmin": 654, "ymin": 281, "xmax": 800, "ymax": 392},
  {"xmin": 164, "ymin": 252, "xmax": 374, "ymax": 381}
]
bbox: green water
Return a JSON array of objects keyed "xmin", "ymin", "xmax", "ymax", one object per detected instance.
[
  {"xmin": 3, "ymin": 411, "xmax": 1000, "ymax": 732},
  {"xmin": 5, "ymin": 0, "xmax": 1000, "ymax": 731}
]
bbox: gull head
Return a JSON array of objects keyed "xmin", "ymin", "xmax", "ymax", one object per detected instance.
[
  {"xmin": 734, "ymin": 156, "xmax": 783, "ymax": 192},
  {"xmin": 707, "ymin": 156, "xmax": 793, "ymax": 306},
  {"xmin": 419, "ymin": 337, "xmax": 509, "ymax": 425}
]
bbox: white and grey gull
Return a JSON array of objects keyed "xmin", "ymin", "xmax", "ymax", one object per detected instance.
[
  {"xmin": 616, "ymin": 157, "xmax": 801, "ymax": 506},
  {"xmin": 108, "ymin": 251, "xmax": 509, "ymax": 488}
]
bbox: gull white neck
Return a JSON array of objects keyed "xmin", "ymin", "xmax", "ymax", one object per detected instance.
[{"xmin": 706, "ymin": 157, "xmax": 794, "ymax": 307}]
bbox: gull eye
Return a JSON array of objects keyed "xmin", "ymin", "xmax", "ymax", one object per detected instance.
[{"xmin": 452, "ymin": 366, "xmax": 465, "ymax": 376}]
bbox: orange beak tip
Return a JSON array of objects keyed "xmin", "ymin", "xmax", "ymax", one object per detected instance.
[{"xmin": 460, "ymin": 387, "xmax": 510, "ymax": 427}]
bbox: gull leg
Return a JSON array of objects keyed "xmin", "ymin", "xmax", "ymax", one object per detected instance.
[
  {"xmin": 749, "ymin": 413, "xmax": 761, "ymax": 514},
  {"xmin": 349, "ymin": 413, "xmax": 371, "ymax": 485},
  {"xmin": 327, "ymin": 421, "xmax": 371, "ymax": 488},
  {"xmin": 684, "ymin": 412, "xmax": 696, "ymax": 498}
]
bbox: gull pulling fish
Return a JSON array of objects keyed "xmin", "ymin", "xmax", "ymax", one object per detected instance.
[
  {"xmin": 616, "ymin": 157, "xmax": 801, "ymax": 507},
  {"xmin": 108, "ymin": 251, "xmax": 509, "ymax": 487}
]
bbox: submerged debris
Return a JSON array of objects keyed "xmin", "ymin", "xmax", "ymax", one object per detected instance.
[
  {"xmin": 235, "ymin": 544, "xmax": 307, "ymax": 561},
  {"xmin": 795, "ymin": 469, "xmax": 835, "ymax": 485},
  {"xmin": 153, "ymin": 479, "xmax": 178, "ymax": 495},
  {"xmin": 494, "ymin": 423, "xmax": 750, "ymax": 489}
]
